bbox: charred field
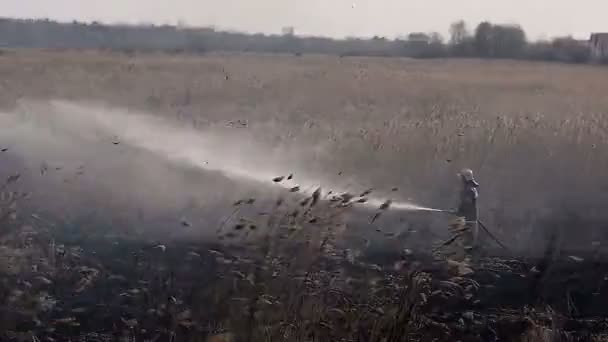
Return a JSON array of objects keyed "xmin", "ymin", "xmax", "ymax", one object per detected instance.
[{"xmin": 1, "ymin": 50, "xmax": 608, "ymax": 341}]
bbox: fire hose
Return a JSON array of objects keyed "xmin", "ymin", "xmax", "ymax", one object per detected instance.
[{"xmin": 434, "ymin": 210, "xmax": 511, "ymax": 252}]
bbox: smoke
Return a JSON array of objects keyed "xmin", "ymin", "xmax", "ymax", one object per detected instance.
[{"xmin": 0, "ymin": 99, "xmax": 440, "ymax": 238}]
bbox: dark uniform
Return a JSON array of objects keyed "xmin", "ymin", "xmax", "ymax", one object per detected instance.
[
  {"xmin": 457, "ymin": 178, "xmax": 479, "ymax": 250},
  {"xmin": 445, "ymin": 169, "xmax": 479, "ymax": 261}
]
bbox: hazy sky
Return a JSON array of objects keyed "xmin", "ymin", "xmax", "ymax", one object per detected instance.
[{"xmin": 2, "ymin": 0, "xmax": 606, "ymax": 40}]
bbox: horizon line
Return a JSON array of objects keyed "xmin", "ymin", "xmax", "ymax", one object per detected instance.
[{"xmin": 1, "ymin": 15, "xmax": 601, "ymax": 42}]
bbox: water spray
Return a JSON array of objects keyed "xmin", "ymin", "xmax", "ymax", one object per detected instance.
[{"xmin": 3, "ymin": 100, "xmax": 446, "ymax": 213}]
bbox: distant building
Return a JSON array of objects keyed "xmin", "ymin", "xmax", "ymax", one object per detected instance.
[
  {"xmin": 282, "ymin": 26, "xmax": 295, "ymax": 36},
  {"xmin": 590, "ymin": 33, "xmax": 608, "ymax": 62},
  {"xmin": 407, "ymin": 32, "xmax": 430, "ymax": 44}
]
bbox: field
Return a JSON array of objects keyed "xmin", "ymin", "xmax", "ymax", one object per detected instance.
[{"xmin": 1, "ymin": 50, "xmax": 608, "ymax": 341}]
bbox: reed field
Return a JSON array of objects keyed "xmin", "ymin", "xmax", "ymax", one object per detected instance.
[{"xmin": 1, "ymin": 50, "xmax": 608, "ymax": 341}]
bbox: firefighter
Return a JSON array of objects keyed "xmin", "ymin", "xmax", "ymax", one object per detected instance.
[{"xmin": 446, "ymin": 168, "xmax": 479, "ymax": 261}]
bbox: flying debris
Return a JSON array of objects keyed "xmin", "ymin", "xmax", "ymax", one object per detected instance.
[
  {"xmin": 40, "ymin": 162, "xmax": 49, "ymax": 175},
  {"xmin": 35, "ymin": 276, "xmax": 53, "ymax": 285},
  {"xmin": 187, "ymin": 251, "xmax": 201, "ymax": 258},
  {"xmin": 379, "ymin": 199, "xmax": 392, "ymax": 210},
  {"xmin": 311, "ymin": 187, "xmax": 322, "ymax": 206},
  {"xmin": 369, "ymin": 199, "xmax": 393, "ymax": 223},
  {"xmin": 568, "ymin": 255, "xmax": 584, "ymax": 263},
  {"xmin": 54, "ymin": 317, "xmax": 77, "ymax": 325},
  {"xmin": 360, "ymin": 188, "xmax": 373, "ymax": 197},
  {"xmin": 340, "ymin": 193, "xmax": 354, "ymax": 203},
  {"xmin": 272, "ymin": 176, "xmax": 285, "ymax": 183},
  {"xmin": 6, "ymin": 173, "xmax": 21, "ymax": 185},
  {"xmin": 208, "ymin": 249, "xmax": 224, "ymax": 257}
]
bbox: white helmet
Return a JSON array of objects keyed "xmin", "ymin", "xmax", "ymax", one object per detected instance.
[{"xmin": 458, "ymin": 168, "xmax": 475, "ymax": 181}]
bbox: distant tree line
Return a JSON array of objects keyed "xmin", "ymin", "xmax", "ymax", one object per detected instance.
[
  {"xmin": 447, "ymin": 20, "xmax": 592, "ymax": 64},
  {"xmin": 0, "ymin": 17, "xmax": 596, "ymax": 64}
]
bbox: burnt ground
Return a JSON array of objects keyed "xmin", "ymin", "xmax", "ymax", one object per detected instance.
[
  {"xmin": 1, "ymin": 217, "xmax": 608, "ymax": 342},
  {"xmin": 1, "ymin": 169, "xmax": 607, "ymax": 341}
]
